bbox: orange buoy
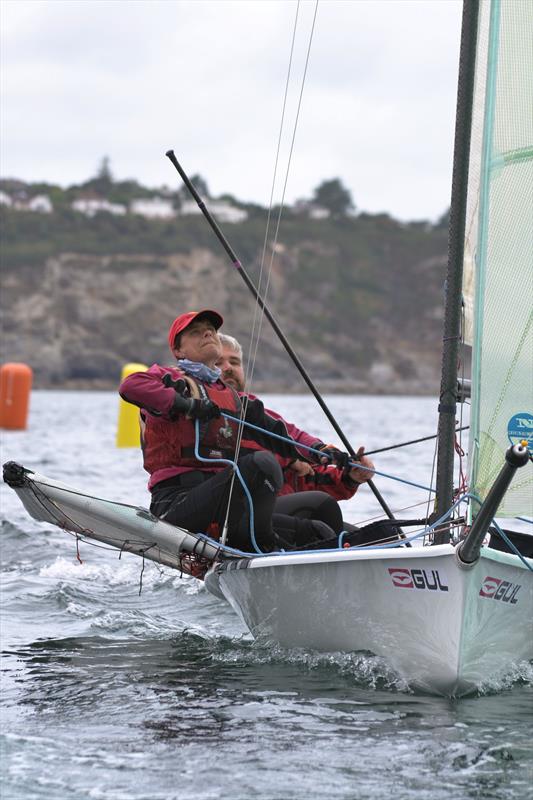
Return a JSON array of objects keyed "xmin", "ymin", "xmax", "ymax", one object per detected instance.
[{"xmin": 0, "ymin": 363, "xmax": 33, "ymax": 430}]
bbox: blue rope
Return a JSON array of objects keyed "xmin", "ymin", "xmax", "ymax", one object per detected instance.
[
  {"xmin": 517, "ymin": 516, "xmax": 533, "ymax": 525},
  {"xmin": 221, "ymin": 413, "xmax": 436, "ymax": 493},
  {"xmin": 422, "ymin": 493, "xmax": 533, "ymax": 570},
  {"xmin": 193, "ymin": 419, "xmax": 263, "ymax": 555},
  {"xmin": 490, "ymin": 520, "xmax": 533, "ymax": 573},
  {"xmin": 192, "ymin": 421, "xmax": 532, "ymax": 567}
]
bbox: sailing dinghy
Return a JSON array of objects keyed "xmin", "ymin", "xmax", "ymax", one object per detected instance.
[{"xmin": 3, "ymin": 0, "xmax": 532, "ymax": 695}]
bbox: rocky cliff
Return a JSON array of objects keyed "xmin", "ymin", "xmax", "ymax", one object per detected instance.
[{"xmin": 1, "ymin": 210, "xmax": 449, "ymax": 393}]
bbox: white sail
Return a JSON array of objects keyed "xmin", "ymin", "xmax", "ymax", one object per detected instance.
[{"xmin": 466, "ymin": 0, "xmax": 533, "ymax": 516}]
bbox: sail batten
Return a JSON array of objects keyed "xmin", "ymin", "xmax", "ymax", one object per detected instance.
[{"xmin": 464, "ymin": 0, "xmax": 533, "ymax": 517}]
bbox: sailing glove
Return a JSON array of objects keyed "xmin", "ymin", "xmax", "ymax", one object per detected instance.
[
  {"xmin": 187, "ymin": 398, "xmax": 221, "ymax": 420},
  {"xmin": 315, "ymin": 443, "xmax": 351, "ymax": 470},
  {"xmin": 170, "ymin": 393, "xmax": 220, "ymax": 420}
]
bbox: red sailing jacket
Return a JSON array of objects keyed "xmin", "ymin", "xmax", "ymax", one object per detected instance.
[
  {"xmin": 119, "ymin": 364, "xmax": 320, "ymax": 490},
  {"xmin": 142, "ymin": 379, "xmax": 251, "ymax": 475},
  {"xmin": 279, "ymin": 463, "xmax": 360, "ymax": 500}
]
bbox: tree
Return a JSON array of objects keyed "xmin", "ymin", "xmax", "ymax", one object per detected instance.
[
  {"xmin": 176, "ymin": 173, "xmax": 210, "ymax": 205},
  {"xmin": 190, "ymin": 173, "xmax": 210, "ymax": 198},
  {"xmin": 435, "ymin": 207, "xmax": 450, "ymax": 230},
  {"xmin": 86, "ymin": 156, "xmax": 114, "ymax": 194},
  {"xmin": 312, "ymin": 178, "xmax": 355, "ymax": 218}
]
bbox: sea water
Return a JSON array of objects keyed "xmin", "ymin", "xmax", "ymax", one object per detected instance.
[{"xmin": 1, "ymin": 392, "xmax": 531, "ymax": 800}]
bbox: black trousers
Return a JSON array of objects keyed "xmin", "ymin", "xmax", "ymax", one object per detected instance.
[
  {"xmin": 150, "ymin": 452, "xmax": 339, "ymax": 553},
  {"xmin": 274, "ymin": 491, "xmax": 344, "ymax": 535}
]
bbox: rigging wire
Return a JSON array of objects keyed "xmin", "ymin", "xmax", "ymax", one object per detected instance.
[
  {"xmin": 243, "ymin": 0, "xmax": 301, "ymax": 396},
  {"xmin": 425, "ymin": 426, "xmax": 440, "ymax": 530},
  {"xmin": 455, "ymin": 297, "xmax": 469, "ymax": 498},
  {"xmin": 18, "ymin": 471, "xmax": 532, "ymax": 565},
  {"xmin": 221, "ymin": 1, "xmax": 320, "ymax": 539},
  {"xmin": 220, "ymin": 411, "xmax": 436, "ymax": 493},
  {"xmin": 245, "ymin": 0, "xmax": 320, "ymax": 394},
  {"xmin": 220, "ymin": 0, "xmax": 302, "ymax": 543},
  {"xmin": 364, "ymin": 426, "xmax": 468, "ymax": 456}
]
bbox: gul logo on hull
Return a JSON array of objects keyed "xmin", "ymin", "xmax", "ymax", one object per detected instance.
[
  {"xmin": 479, "ymin": 576, "xmax": 521, "ymax": 604},
  {"xmin": 388, "ymin": 568, "xmax": 449, "ymax": 592}
]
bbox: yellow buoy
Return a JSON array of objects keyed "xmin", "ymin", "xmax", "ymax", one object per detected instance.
[
  {"xmin": 116, "ymin": 363, "xmax": 148, "ymax": 447},
  {"xmin": 0, "ymin": 363, "xmax": 33, "ymax": 430}
]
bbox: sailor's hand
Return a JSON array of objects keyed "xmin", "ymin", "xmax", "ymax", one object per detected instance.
[
  {"xmin": 288, "ymin": 459, "xmax": 315, "ymax": 477},
  {"xmin": 316, "ymin": 443, "xmax": 350, "ymax": 469},
  {"xmin": 347, "ymin": 446, "xmax": 375, "ymax": 485},
  {"xmin": 187, "ymin": 399, "xmax": 221, "ymax": 421},
  {"xmin": 170, "ymin": 392, "xmax": 219, "ymax": 420}
]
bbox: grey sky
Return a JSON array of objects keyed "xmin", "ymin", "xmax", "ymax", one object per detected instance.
[{"xmin": 1, "ymin": 0, "xmax": 462, "ymax": 221}]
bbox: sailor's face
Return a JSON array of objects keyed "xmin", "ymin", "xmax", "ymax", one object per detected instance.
[
  {"xmin": 216, "ymin": 346, "xmax": 245, "ymax": 391},
  {"xmin": 174, "ymin": 319, "xmax": 222, "ymax": 366}
]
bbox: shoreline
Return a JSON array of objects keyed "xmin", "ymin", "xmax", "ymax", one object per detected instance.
[{"xmin": 30, "ymin": 378, "xmax": 440, "ymax": 396}]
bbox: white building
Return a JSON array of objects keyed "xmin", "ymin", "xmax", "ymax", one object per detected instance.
[
  {"xmin": 308, "ymin": 205, "xmax": 330, "ymax": 220},
  {"xmin": 293, "ymin": 199, "xmax": 330, "ymax": 219},
  {"xmin": 8, "ymin": 192, "xmax": 54, "ymax": 213},
  {"xmin": 0, "ymin": 190, "xmax": 13, "ymax": 207},
  {"xmin": 27, "ymin": 195, "xmax": 53, "ymax": 213},
  {"xmin": 130, "ymin": 197, "xmax": 176, "ymax": 219},
  {"xmin": 180, "ymin": 199, "xmax": 248, "ymax": 223},
  {"xmin": 72, "ymin": 198, "xmax": 127, "ymax": 217}
]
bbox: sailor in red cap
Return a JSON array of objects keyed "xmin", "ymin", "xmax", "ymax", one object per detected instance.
[{"xmin": 120, "ymin": 309, "xmax": 351, "ymax": 553}]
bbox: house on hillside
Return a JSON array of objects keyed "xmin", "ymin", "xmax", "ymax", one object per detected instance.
[
  {"xmin": 26, "ymin": 195, "xmax": 54, "ymax": 213},
  {"xmin": 130, "ymin": 197, "xmax": 176, "ymax": 219},
  {"xmin": 0, "ymin": 190, "xmax": 13, "ymax": 207},
  {"xmin": 8, "ymin": 191, "xmax": 54, "ymax": 213},
  {"xmin": 71, "ymin": 196, "xmax": 126, "ymax": 217},
  {"xmin": 180, "ymin": 199, "xmax": 248, "ymax": 223},
  {"xmin": 293, "ymin": 199, "xmax": 330, "ymax": 220}
]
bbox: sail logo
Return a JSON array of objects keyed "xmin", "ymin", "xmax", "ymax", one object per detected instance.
[
  {"xmin": 507, "ymin": 412, "xmax": 533, "ymax": 447},
  {"xmin": 479, "ymin": 576, "xmax": 521, "ymax": 604},
  {"xmin": 388, "ymin": 568, "xmax": 449, "ymax": 592}
]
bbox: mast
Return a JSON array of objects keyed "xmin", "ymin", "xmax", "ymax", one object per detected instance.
[{"xmin": 433, "ymin": 0, "xmax": 480, "ymax": 543}]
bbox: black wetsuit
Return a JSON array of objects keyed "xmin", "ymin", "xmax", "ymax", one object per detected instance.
[{"xmin": 150, "ymin": 451, "xmax": 337, "ymax": 553}]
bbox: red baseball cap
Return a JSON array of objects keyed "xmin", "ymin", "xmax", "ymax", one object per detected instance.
[{"xmin": 167, "ymin": 309, "xmax": 223, "ymax": 350}]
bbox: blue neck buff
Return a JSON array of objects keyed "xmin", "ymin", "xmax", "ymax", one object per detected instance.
[{"xmin": 177, "ymin": 359, "xmax": 221, "ymax": 384}]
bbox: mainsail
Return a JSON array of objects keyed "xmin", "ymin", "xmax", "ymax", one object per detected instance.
[{"xmin": 464, "ymin": 0, "xmax": 533, "ymax": 516}]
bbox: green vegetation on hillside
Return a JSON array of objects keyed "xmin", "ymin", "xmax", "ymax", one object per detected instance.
[{"xmin": 0, "ymin": 171, "xmax": 450, "ymax": 391}]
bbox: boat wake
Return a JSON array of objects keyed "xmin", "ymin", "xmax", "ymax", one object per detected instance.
[{"xmin": 475, "ymin": 660, "xmax": 533, "ymax": 696}]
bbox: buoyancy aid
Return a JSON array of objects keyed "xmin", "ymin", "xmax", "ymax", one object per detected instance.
[{"xmin": 142, "ymin": 373, "xmax": 261, "ymax": 474}]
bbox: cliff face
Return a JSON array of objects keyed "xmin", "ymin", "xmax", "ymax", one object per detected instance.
[{"xmin": 0, "ymin": 213, "xmax": 448, "ymax": 393}]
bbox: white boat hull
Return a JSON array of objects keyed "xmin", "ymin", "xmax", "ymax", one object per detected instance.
[
  {"xmin": 6, "ymin": 464, "xmax": 532, "ymax": 695},
  {"xmin": 205, "ymin": 544, "xmax": 533, "ymax": 696}
]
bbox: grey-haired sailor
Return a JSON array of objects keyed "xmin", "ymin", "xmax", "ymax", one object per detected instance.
[
  {"xmin": 215, "ymin": 332, "xmax": 375, "ymax": 535},
  {"xmin": 216, "ymin": 332, "xmax": 374, "ymax": 491}
]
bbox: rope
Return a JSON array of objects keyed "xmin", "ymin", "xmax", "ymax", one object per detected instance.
[
  {"xmin": 193, "ymin": 419, "xmax": 263, "ymax": 554},
  {"xmin": 490, "ymin": 521, "xmax": 533, "ymax": 573},
  {"xmin": 221, "ymin": 412, "xmax": 436, "ymax": 493},
  {"xmin": 364, "ymin": 426, "xmax": 469, "ymax": 456},
  {"xmin": 22, "ymin": 469, "xmax": 532, "ymax": 566}
]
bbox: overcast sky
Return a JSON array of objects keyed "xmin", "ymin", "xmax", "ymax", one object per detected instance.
[{"xmin": 1, "ymin": 0, "xmax": 463, "ymax": 222}]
